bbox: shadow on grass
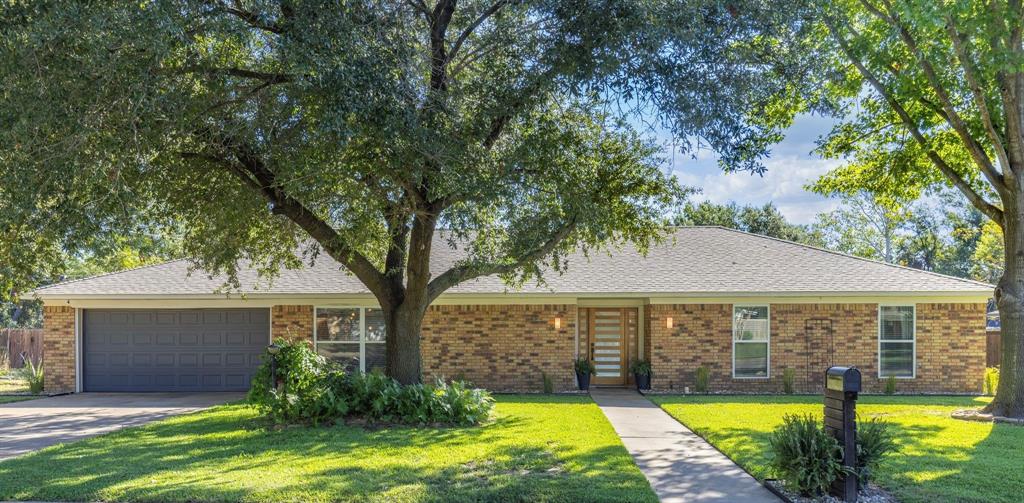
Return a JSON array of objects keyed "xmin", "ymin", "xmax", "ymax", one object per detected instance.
[
  {"xmin": 0, "ymin": 400, "xmax": 654, "ymax": 503},
  {"xmin": 654, "ymin": 395, "xmax": 1021, "ymax": 503}
]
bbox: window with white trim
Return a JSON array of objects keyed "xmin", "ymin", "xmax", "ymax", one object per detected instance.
[
  {"xmin": 879, "ymin": 305, "xmax": 915, "ymax": 378},
  {"xmin": 733, "ymin": 306, "xmax": 769, "ymax": 378},
  {"xmin": 315, "ymin": 307, "xmax": 387, "ymax": 373}
]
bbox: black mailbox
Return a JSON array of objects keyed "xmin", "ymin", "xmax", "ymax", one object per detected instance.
[
  {"xmin": 824, "ymin": 366, "xmax": 861, "ymax": 502},
  {"xmin": 826, "ymin": 366, "xmax": 862, "ymax": 393}
]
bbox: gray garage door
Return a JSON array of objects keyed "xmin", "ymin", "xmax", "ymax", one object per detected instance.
[{"xmin": 83, "ymin": 309, "xmax": 269, "ymax": 392}]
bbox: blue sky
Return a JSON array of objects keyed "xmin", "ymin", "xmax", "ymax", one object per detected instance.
[{"xmin": 663, "ymin": 113, "xmax": 842, "ymax": 225}]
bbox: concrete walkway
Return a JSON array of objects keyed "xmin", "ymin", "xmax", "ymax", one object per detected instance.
[
  {"xmin": 591, "ymin": 388, "xmax": 779, "ymax": 503},
  {"xmin": 0, "ymin": 392, "xmax": 243, "ymax": 461}
]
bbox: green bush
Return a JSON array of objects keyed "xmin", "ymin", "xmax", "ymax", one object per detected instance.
[
  {"xmin": 984, "ymin": 367, "xmax": 999, "ymax": 396},
  {"xmin": 248, "ymin": 340, "xmax": 493, "ymax": 426},
  {"xmin": 248, "ymin": 341, "xmax": 349, "ymax": 425},
  {"xmin": 695, "ymin": 366, "xmax": 710, "ymax": 393},
  {"xmin": 769, "ymin": 414, "xmax": 847, "ymax": 496},
  {"xmin": 782, "ymin": 368, "xmax": 796, "ymax": 394},
  {"xmin": 856, "ymin": 416, "xmax": 898, "ymax": 485},
  {"xmin": 884, "ymin": 375, "xmax": 897, "ymax": 395},
  {"xmin": 630, "ymin": 359, "xmax": 652, "ymax": 376}
]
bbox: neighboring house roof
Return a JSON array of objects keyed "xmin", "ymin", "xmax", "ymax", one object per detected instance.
[{"xmin": 33, "ymin": 226, "xmax": 994, "ymax": 298}]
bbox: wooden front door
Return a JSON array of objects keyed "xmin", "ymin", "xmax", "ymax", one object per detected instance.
[{"xmin": 590, "ymin": 308, "xmax": 627, "ymax": 386}]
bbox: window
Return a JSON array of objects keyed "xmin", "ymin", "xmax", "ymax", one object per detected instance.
[
  {"xmin": 733, "ymin": 305, "xmax": 769, "ymax": 378},
  {"xmin": 879, "ymin": 305, "xmax": 915, "ymax": 378},
  {"xmin": 315, "ymin": 307, "xmax": 387, "ymax": 373}
]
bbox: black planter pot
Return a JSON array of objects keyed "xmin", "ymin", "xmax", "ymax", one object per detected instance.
[
  {"xmin": 576, "ymin": 371, "xmax": 591, "ymax": 390},
  {"xmin": 634, "ymin": 373, "xmax": 651, "ymax": 391}
]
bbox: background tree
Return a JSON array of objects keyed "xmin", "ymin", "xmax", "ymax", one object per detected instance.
[
  {"xmin": 0, "ymin": 1, "xmax": 829, "ymax": 384},
  {"xmin": 812, "ymin": 191, "xmax": 907, "ymax": 263},
  {"xmin": 814, "ymin": 0, "xmax": 1024, "ymax": 416},
  {"xmin": 673, "ymin": 201, "xmax": 822, "ymax": 244}
]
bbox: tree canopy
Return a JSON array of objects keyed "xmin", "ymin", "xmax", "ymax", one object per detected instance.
[{"xmin": 0, "ymin": 0, "xmax": 829, "ymax": 382}]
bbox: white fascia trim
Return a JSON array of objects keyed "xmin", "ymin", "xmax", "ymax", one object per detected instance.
[{"xmin": 39, "ymin": 290, "xmax": 991, "ymax": 309}]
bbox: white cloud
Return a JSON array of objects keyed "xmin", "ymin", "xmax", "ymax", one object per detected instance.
[{"xmin": 671, "ymin": 155, "xmax": 843, "ymax": 225}]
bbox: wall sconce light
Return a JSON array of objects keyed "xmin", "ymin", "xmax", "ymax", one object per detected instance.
[
  {"xmin": 554, "ymin": 316, "xmax": 562, "ymax": 330},
  {"xmin": 666, "ymin": 317, "xmax": 674, "ymax": 329}
]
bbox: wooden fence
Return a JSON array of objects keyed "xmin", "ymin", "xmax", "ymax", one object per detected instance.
[
  {"xmin": 0, "ymin": 328, "xmax": 43, "ymax": 369},
  {"xmin": 987, "ymin": 330, "xmax": 1001, "ymax": 368}
]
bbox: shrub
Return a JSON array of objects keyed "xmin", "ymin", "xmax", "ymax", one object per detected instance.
[
  {"xmin": 248, "ymin": 340, "xmax": 349, "ymax": 425},
  {"xmin": 248, "ymin": 340, "xmax": 493, "ymax": 426},
  {"xmin": 884, "ymin": 375, "xmax": 897, "ymax": 395},
  {"xmin": 630, "ymin": 359, "xmax": 652, "ymax": 376},
  {"xmin": 769, "ymin": 414, "xmax": 846, "ymax": 496},
  {"xmin": 541, "ymin": 372, "xmax": 554, "ymax": 393},
  {"xmin": 20, "ymin": 358, "xmax": 44, "ymax": 394},
  {"xmin": 984, "ymin": 367, "xmax": 1000, "ymax": 396},
  {"xmin": 782, "ymin": 368, "xmax": 796, "ymax": 394},
  {"xmin": 695, "ymin": 366, "xmax": 710, "ymax": 393},
  {"xmin": 856, "ymin": 416, "xmax": 898, "ymax": 485},
  {"xmin": 574, "ymin": 357, "xmax": 595, "ymax": 375}
]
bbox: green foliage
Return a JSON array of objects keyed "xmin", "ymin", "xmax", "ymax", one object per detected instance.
[
  {"xmin": 984, "ymin": 367, "xmax": 1000, "ymax": 396},
  {"xmin": 782, "ymin": 368, "xmax": 796, "ymax": 395},
  {"xmin": 630, "ymin": 360, "xmax": 652, "ymax": 377},
  {"xmin": 0, "ymin": 0, "xmax": 838, "ymax": 382},
  {"xmin": 574, "ymin": 357, "xmax": 595, "ymax": 376},
  {"xmin": 856, "ymin": 416, "xmax": 898, "ymax": 485},
  {"xmin": 247, "ymin": 340, "xmax": 349, "ymax": 425},
  {"xmin": 884, "ymin": 376, "xmax": 897, "ymax": 395},
  {"xmin": 768, "ymin": 414, "xmax": 846, "ymax": 496},
  {"xmin": 541, "ymin": 372, "xmax": 554, "ymax": 394},
  {"xmin": 674, "ymin": 201, "xmax": 823, "ymax": 245},
  {"xmin": 695, "ymin": 366, "xmax": 711, "ymax": 393},
  {"xmin": 248, "ymin": 340, "xmax": 493, "ymax": 426},
  {"xmin": 20, "ymin": 358, "xmax": 43, "ymax": 394}
]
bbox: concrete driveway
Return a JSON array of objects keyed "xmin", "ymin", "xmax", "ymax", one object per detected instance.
[{"xmin": 0, "ymin": 392, "xmax": 244, "ymax": 461}]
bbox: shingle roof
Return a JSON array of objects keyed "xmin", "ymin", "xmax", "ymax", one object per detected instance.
[{"xmin": 33, "ymin": 227, "xmax": 993, "ymax": 298}]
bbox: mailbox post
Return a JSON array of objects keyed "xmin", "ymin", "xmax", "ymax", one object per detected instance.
[{"xmin": 824, "ymin": 366, "xmax": 861, "ymax": 502}]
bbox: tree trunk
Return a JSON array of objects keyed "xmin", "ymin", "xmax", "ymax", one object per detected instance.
[
  {"xmin": 989, "ymin": 198, "xmax": 1024, "ymax": 418},
  {"xmin": 383, "ymin": 301, "xmax": 426, "ymax": 385}
]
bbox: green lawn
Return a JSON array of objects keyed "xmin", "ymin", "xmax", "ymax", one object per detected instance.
[
  {"xmin": 0, "ymin": 396, "xmax": 34, "ymax": 404},
  {"xmin": 0, "ymin": 395, "xmax": 655, "ymax": 503},
  {"xmin": 651, "ymin": 395, "xmax": 1023, "ymax": 503},
  {"xmin": 0, "ymin": 374, "xmax": 29, "ymax": 394}
]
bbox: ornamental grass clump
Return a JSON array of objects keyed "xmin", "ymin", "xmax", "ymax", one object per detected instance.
[
  {"xmin": 768, "ymin": 414, "xmax": 847, "ymax": 496},
  {"xmin": 249, "ymin": 340, "xmax": 493, "ymax": 427},
  {"xmin": 856, "ymin": 416, "xmax": 898, "ymax": 484}
]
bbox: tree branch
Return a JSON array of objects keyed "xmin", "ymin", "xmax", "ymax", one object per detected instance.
[
  {"xmin": 212, "ymin": 1, "xmax": 283, "ymax": 34},
  {"xmin": 426, "ymin": 216, "xmax": 578, "ymax": 302},
  {"xmin": 180, "ymin": 143, "xmax": 393, "ymax": 301},
  {"xmin": 175, "ymin": 65, "xmax": 294, "ymax": 83},
  {"xmin": 946, "ymin": 14, "xmax": 1012, "ymax": 181},
  {"xmin": 429, "ymin": 0, "xmax": 457, "ymax": 91},
  {"xmin": 825, "ymin": 15, "xmax": 1005, "ymax": 224},
  {"xmin": 861, "ymin": 0, "xmax": 1006, "ymax": 194},
  {"xmin": 449, "ymin": 0, "xmax": 510, "ymax": 63}
]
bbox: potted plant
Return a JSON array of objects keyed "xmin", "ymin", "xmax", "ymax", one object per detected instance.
[
  {"xmin": 574, "ymin": 357, "xmax": 595, "ymax": 390},
  {"xmin": 630, "ymin": 359, "xmax": 652, "ymax": 391}
]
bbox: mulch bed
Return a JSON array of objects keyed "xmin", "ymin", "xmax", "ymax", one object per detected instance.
[{"xmin": 765, "ymin": 480, "xmax": 897, "ymax": 503}]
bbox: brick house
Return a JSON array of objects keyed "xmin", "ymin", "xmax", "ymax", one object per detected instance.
[{"xmin": 34, "ymin": 227, "xmax": 991, "ymax": 394}]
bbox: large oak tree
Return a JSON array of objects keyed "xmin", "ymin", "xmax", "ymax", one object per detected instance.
[
  {"xmin": 815, "ymin": 0, "xmax": 1024, "ymax": 416},
  {"xmin": 0, "ymin": 1, "xmax": 827, "ymax": 384}
]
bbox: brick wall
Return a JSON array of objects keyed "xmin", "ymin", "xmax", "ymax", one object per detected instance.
[
  {"xmin": 271, "ymin": 305, "xmax": 314, "ymax": 345},
  {"xmin": 648, "ymin": 302, "xmax": 986, "ymax": 394},
  {"xmin": 421, "ymin": 304, "xmax": 576, "ymax": 392},
  {"xmin": 43, "ymin": 305, "xmax": 76, "ymax": 393}
]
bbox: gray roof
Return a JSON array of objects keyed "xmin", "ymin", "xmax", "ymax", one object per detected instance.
[{"xmin": 33, "ymin": 227, "xmax": 993, "ymax": 298}]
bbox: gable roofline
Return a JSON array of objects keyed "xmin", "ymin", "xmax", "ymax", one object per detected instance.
[
  {"xmin": 695, "ymin": 225, "xmax": 995, "ymax": 290},
  {"xmin": 31, "ymin": 258, "xmax": 193, "ymax": 294}
]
